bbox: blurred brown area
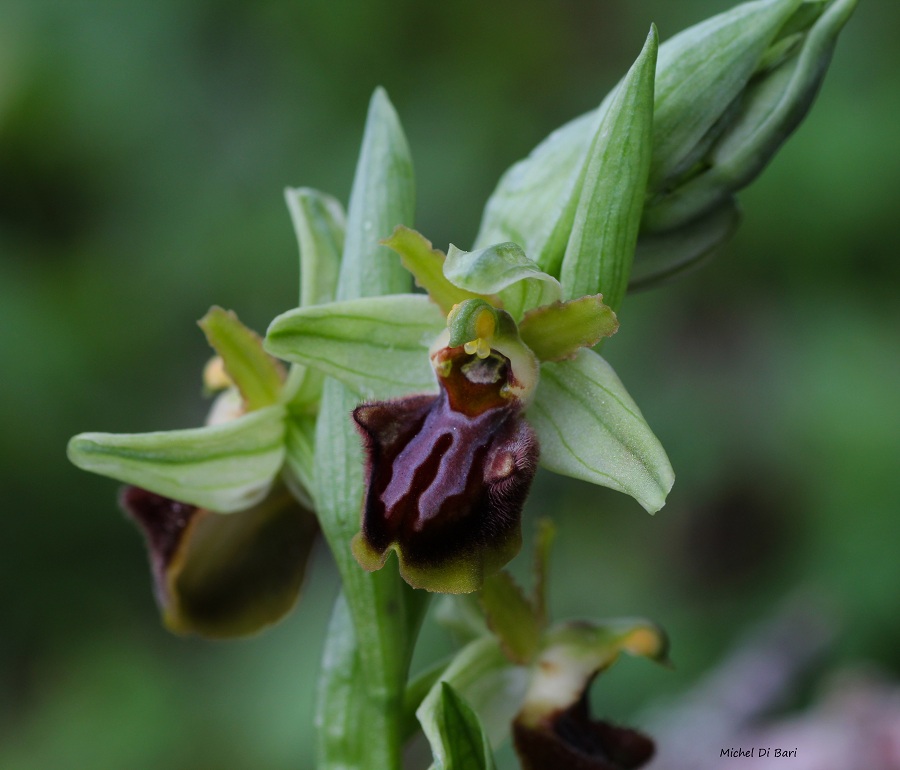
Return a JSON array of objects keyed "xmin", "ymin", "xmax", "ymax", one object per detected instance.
[{"xmin": 1, "ymin": 1, "xmax": 897, "ymax": 768}]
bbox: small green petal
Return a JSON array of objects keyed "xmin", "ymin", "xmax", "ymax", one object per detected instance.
[
  {"xmin": 528, "ymin": 350, "xmax": 673, "ymax": 514},
  {"xmin": 265, "ymin": 294, "xmax": 444, "ymax": 399},
  {"xmin": 382, "ymin": 225, "xmax": 487, "ymax": 313},
  {"xmin": 518, "ymin": 295, "xmax": 618, "ymax": 362},
  {"xmin": 198, "ymin": 306, "xmax": 285, "ymax": 411},
  {"xmin": 67, "ymin": 405, "xmax": 287, "ymax": 513},
  {"xmin": 444, "ymin": 242, "xmax": 561, "ymax": 321}
]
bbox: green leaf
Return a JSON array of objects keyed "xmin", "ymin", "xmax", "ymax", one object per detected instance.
[
  {"xmin": 315, "ymin": 594, "xmax": 367, "ymax": 769},
  {"xmin": 444, "ymin": 242, "xmax": 561, "ymax": 321},
  {"xmin": 528, "ymin": 349, "xmax": 673, "ymax": 513},
  {"xmin": 198, "ymin": 307, "xmax": 285, "ymax": 411},
  {"xmin": 338, "ymin": 87, "xmax": 415, "ymax": 301},
  {"xmin": 67, "ymin": 405, "xmax": 287, "ymax": 513},
  {"xmin": 518, "ymin": 295, "xmax": 619, "ymax": 362},
  {"xmin": 649, "ymin": 0, "xmax": 802, "ymax": 189},
  {"xmin": 559, "ymin": 26, "xmax": 657, "ymax": 312},
  {"xmin": 418, "ymin": 636, "xmax": 529, "ymax": 753},
  {"xmin": 284, "ymin": 186, "xmax": 344, "ymax": 308},
  {"xmin": 265, "ymin": 294, "xmax": 444, "ymax": 400},
  {"xmin": 631, "ymin": 198, "xmax": 741, "ymax": 290},
  {"xmin": 424, "ymin": 683, "xmax": 497, "ymax": 770},
  {"xmin": 480, "ymin": 571, "xmax": 541, "ymax": 665},
  {"xmin": 382, "ymin": 226, "xmax": 487, "ymax": 313}
]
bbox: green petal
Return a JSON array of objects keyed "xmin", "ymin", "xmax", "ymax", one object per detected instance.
[
  {"xmin": 198, "ymin": 307, "xmax": 285, "ymax": 411},
  {"xmin": 338, "ymin": 87, "xmax": 415, "ymax": 301},
  {"xmin": 265, "ymin": 294, "xmax": 444, "ymax": 399},
  {"xmin": 518, "ymin": 295, "xmax": 618, "ymax": 362},
  {"xmin": 67, "ymin": 405, "xmax": 287, "ymax": 513},
  {"xmin": 444, "ymin": 242, "xmax": 561, "ymax": 321},
  {"xmin": 528, "ymin": 350, "xmax": 673, "ymax": 513},
  {"xmin": 382, "ymin": 226, "xmax": 487, "ymax": 314},
  {"xmin": 558, "ymin": 26, "xmax": 657, "ymax": 311},
  {"xmin": 417, "ymin": 636, "xmax": 530, "ymax": 751},
  {"xmin": 285, "ymin": 186, "xmax": 344, "ymax": 308}
]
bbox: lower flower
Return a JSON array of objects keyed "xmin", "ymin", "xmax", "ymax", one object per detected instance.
[{"xmin": 122, "ymin": 483, "xmax": 317, "ymax": 638}]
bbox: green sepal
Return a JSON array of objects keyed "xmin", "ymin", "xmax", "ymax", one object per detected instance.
[
  {"xmin": 558, "ymin": 26, "xmax": 657, "ymax": 312},
  {"xmin": 480, "ymin": 571, "xmax": 542, "ymax": 665},
  {"xmin": 630, "ymin": 199, "xmax": 741, "ymax": 290},
  {"xmin": 444, "ymin": 242, "xmax": 561, "ymax": 321},
  {"xmin": 518, "ymin": 295, "xmax": 618, "ymax": 362},
  {"xmin": 285, "ymin": 186, "xmax": 344, "ymax": 308},
  {"xmin": 67, "ymin": 405, "xmax": 287, "ymax": 513},
  {"xmin": 417, "ymin": 636, "xmax": 530, "ymax": 750},
  {"xmin": 266, "ymin": 294, "xmax": 444, "ymax": 400},
  {"xmin": 422, "ymin": 683, "xmax": 498, "ymax": 770},
  {"xmin": 383, "ymin": 226, "xmax": 488, "ymax": 313},
  {"xmin": 198, "ymin": 307, "xmax": 285, "ymax": 411},
  {"xmin": 527, "ymin": 349, "xmax": 674, "ymax": 514}
]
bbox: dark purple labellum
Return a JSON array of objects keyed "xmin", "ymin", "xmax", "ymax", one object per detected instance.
[
  {"xmin": 351, "ymin": 346, "xmax": 539, "ymax": 594},
  {"xmin": 513, "ymin": 688, "xmax": 655, "ymax": 770},
  {"xmin": 121, "ymin": 484, "xmax": 317, "ymax": 638}
]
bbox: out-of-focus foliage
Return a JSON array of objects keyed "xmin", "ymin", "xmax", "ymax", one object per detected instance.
[{"xmin": 1, "ymin": 1, "xmax": 897, "ymax": 768}]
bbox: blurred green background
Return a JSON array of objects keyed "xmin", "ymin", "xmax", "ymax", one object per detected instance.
[{"xmin": 1, "ymin": 1, "xmax": 897, "ymax": 768}]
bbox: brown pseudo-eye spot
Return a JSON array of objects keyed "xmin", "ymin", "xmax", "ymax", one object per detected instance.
[{"xmin": 351, "ymin": 343, "xmax": 539, "ymax": 594}]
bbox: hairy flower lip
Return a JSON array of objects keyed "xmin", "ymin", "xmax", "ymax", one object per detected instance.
[{"xmin": 351, "ymin": 341, "xmax": 540, "ymax": 594}]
